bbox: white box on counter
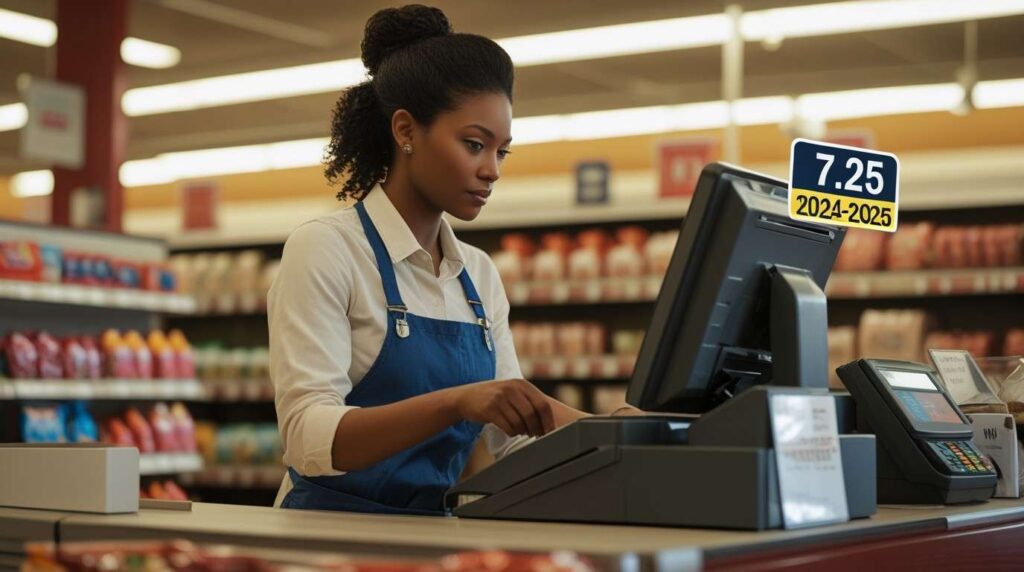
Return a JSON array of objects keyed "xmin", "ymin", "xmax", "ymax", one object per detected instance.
[
  {"xmin": 965, "ymin": 413, "xmax": 1022, "ymax": 499},
  {"xmin": 0, "ymin": 444, "xmax": 139, "ymax": 513}
]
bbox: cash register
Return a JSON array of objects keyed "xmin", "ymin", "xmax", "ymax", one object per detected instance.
[{"xmin": 446, "ymin": 163, "xmax": 878, "ymax": 530}]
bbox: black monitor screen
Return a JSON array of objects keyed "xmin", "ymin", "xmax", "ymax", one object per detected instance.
[{"xmin": 626, "ymin": 163, "xmax": 844, "ymax": 413}]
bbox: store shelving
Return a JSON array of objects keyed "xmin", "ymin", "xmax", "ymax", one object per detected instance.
[
  {"xmin": 179, "ymin": 464, "xmax": 285, "ymax": 489},
  {"xmin": 139, "ymin": 452, "xmax": 204, "ymax": 476},
  {"xmin": 201, "ymin": 380, "xmax": 274, "ymax": 402},
  {"xmin": 0, "ymin": 379, "xmax": 205, "ymax": 401},
  {"xmin": 520, "ymin": 355, "xmax": 636, "ymax": 381},
  {"xmin": 0, "ymin": 279, "xmax": 196, "ymax": 314}
]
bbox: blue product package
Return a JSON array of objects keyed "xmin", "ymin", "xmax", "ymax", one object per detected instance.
[
  {"xmin": 93, "ymin": 258, "xmax": 114, "ymax": 286},
  {"xmin": 39, "ymin": 245, "xmax": 62, "ymax": 283},
  {"xmin": 116, "ymin": 264, "xmax": 141, "ymax": 289},
  {"xmin": 67, "ymin": 401, "xmax": 99, "ymax": 442},
  {"xmin": 159, "ymin": 269, "xmax": 177, "ymax": 292},
  {"xmin": 21, "ymin": 404, "xmax": 68, "ymax": 443},
  {"xmin": 62, "ymin": 254, "xmax": 82, "ymax": 283}
]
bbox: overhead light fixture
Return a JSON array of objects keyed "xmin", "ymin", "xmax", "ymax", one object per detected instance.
[
  {"xmin": 0, "ymin": 8, "xmax": 180, "ymax": 70},
  {"xmin": 0, "ymin": 103, "xmax": 27, "ymax": 131},
  {"xmin": 973, "ymin": 78, "xmax": 1024, "ymax": 109},
  {"xmin": 795, "ymin": 83, "xmax": 964, "ymax": 121},
  {"xmin": 741, "ymin": 0, "xmax": 1024, "ymax": 42},
  {"xmin": 11, "ymin": 76, "xmax": 1024, "ymax": 197},
  {"xmin": 121, "ymin": 37, "xmax": 181, "ymax": 69},
  {"xmin": 110, "ymin": 0, "xmax": 1024, "ymax": 117},
  {"xmin": 121, "ymin": 59, "xmax": 366, "ymax": 116},
  {"xmin": 10, "ymin": 170, "xmax": 54, "ymax": 198},
  {"xmin": 0, "ymin": 8, "xmax": 56, "ymax": 47},
  {"xmin": 497, "ymin": 14, "xmax": 729, "ymax": 67}
]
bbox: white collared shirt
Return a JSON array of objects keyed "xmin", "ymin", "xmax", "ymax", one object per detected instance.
[{"xmin": 269, "ymin": 187, "xmax": 529, "ymax": 505}]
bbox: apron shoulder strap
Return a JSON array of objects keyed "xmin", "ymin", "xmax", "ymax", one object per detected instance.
[{"xmin": 354, "ymin": 201, "xmax": 405, "ymax": 309}]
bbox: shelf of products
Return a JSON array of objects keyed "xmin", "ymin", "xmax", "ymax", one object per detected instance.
[
  {"xmin": 0, "ymin": 379, "xmax": 204, "ymax": 400},
  {"xmin": 179, "ymin": 464, "xmax": 285, "ymax": 489},
  {"xmin": 0, "ymin": 279, "xmax": 196, "ymax": 313},
  {"xmin": 139, "ymin": 452, "xmax": 204, "ymax": 476}
]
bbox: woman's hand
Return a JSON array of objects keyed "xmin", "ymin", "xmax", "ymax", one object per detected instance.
[
  {"xmin": 452, "ymin": 379, "xmax": 556, "ymax": 437},
  {"xmin": 610, "ymin": 404, "xmax": 645, "ymax": 417}
]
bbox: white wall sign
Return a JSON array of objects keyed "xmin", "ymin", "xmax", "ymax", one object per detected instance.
[{"xmin": 20, "ymin": 78, "xmax": 86, "ymax": 169}]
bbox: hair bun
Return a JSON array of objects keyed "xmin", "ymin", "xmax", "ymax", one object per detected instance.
[{"xmin": 361, "ymin": 5, "xmax": 452, "ymax": 76}]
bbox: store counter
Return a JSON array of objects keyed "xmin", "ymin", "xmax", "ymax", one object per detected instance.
[{"xmin": 2, "ymin": 500, "xmax": 1024, "ymax": 570}]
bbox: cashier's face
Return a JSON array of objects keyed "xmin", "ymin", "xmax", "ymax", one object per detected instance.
[{"xmin": 407, "ymin": 92, "xmax": 513, "ymax": 221}]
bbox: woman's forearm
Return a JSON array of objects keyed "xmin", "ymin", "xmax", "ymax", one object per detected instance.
[{"xmin": 331, "ymin": 387, "xmax": 462, "ymax": 471}]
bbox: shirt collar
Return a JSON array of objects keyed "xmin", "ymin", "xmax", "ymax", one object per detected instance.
[{"xmin": 361, "ymin": 186, "xmax": 466, "ymax": 269}]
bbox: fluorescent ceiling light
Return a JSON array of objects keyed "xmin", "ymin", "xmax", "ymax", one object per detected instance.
[
  {"xmin": 0, "ymin": 8, "xmax": 56, "ymax": 47},
  {"xmin": 498, "ymin": 14, "xmax": 728, "ymax": 67},
  {"xmin": 973, "ymin": 78, "xmax": 1024, "ymax": 109},
  {"xmin": 113, "ymin": 0, "xmax": 1024, "ymax": 117},
  {"xmin": 12, "ymin": 76, "xmax": 1024, "ymax": 197},
  {"xmin": 10, "ymin": 170, "xmax": 54, "ymax": 198},
  {"xmin": 0, "ymin": 103, "xmax": 28, "ymax": 131},
  {"xmin": 796, "ymin": 83, "xmax": 964, "ymax": 121},
  {"xmin": 0, "ymin": 8, "xmax": 180, "ymax": 70},
  {"xmin": 742, "ymin": 0, "xmax": 1024, "ymax": 42},
  {"xmin": 122, "ymin": 59, "xmax": 366, "ymax": 116},
  {"xmin": 121, "ymin": 37, "xmax": 181, "ymax": 69},
  {"xmin": 119, "ymin": 137, "xmax": 329, "ymax": 187}
]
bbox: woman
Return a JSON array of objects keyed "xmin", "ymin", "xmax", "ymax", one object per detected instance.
[{"xmin": 269, "ymin": 4, "xmax": 591, "ymax": 515}]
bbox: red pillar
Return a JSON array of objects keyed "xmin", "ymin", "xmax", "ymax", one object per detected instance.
[{"xmin": 52, "ymin": 0, "xmax": 129, "ymax": 232}]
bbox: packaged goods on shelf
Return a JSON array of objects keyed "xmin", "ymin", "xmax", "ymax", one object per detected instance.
[
  {"xmin": 834, "ymin": 229, "xmax": 888, "ymax": 272},
  {"xmin": 172, "ymin": 250, "xmax": 276, "ymax": 315},
  {"xmin": 858, "ymin": 309, "xmax": 934, "ymax": 362},
  {"xmin": 24, "ymin": 540, "xmax": 596, "ymax": 572},
  {"xmin": 97, "ymin": 402, "xmax": 197, "ymax": 454},
  {"xmin": 1, "ymin": 239, "xmax": 178, "ymax": 291},
  {"xmin": 827, "ymin": 326, "xmax": 858, "ymax": 389},
  {"xmin": 195, "ymin": 345, "xmax": 271, "ymax": 400},
  {"xmin": 592, "ymin": 385, "xmax": 629, "ymax": 415},
  {"xmin": 141, "ymin": 479, "xmax": 189, "ymax": 501},
  {"xmin": 193, "ymin": 421, "xmax": 282, "ymax": 467},
  {"xmin": 1005, "ymin": 329, "xmax": 1024, "ymax": 357},
  {"xmin": 21, "ymin": 401, "xmax": 98, "ymax": 444},
  {"xmin": 0, "ymin": 329, "xmax": 195, "ymax": 382}
]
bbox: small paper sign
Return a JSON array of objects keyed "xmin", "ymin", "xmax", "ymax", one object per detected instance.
[
  {"xmin": 769, "ymin": 393, "xmax": 849, "ymax": 529},
  {"xmin": 928, "ymin": 349, "xmax": 1003, "ymax": 406}
]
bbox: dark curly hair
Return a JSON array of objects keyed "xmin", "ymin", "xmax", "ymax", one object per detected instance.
[{"xmin": 324, "ymin": 4, "xmax": 515, "ymax": 201}]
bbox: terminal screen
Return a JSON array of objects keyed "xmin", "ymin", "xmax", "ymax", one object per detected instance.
[
  {"xmin": 882, "ymin": 370, "xmax": 939, "ymax": 391},
  {"xmin": 894, "ymin": 390, "xmax": 963, "ymax": 425}
]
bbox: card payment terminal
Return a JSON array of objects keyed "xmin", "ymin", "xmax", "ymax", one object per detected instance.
[{"xmin": 838, "ymin": 359, "xmax": 996, "ymax": 504}]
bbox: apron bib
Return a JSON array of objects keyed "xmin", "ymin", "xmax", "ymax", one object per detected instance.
[{"xmin": 281, "ymin": 201, "xmax": 496, "ymax": 515}]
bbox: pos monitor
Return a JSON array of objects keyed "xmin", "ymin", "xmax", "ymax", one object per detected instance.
[{"xmin": 627, "ymin": 162, "xmax": 846, "ymax": 413}]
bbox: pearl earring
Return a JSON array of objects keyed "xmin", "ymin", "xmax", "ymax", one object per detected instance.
[{"xmin": 402, "ymin": 143, "xmax": 413, "ymax": 155}]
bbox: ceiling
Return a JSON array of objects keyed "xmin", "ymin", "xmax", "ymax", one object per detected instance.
[{"xmin": 0, "ymin": 0, "xmax": 1023, "ymax": 175}]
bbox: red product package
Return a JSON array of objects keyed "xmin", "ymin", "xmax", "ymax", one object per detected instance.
[
  {"xmin": 835, "ymin": 229, "xmax": 888, "ymax": 271},
  {"xmin": 79, "ymin": 336, "xmax": 103, "ymax": 379},
  {"xmin": 102, "ymin": 330, "xmax": 138, "ymax": 379},
  {"xmin": 124, "ymin": 408, "xmax": 156, "ymax": 453},
  {"xmin": 4, "ymin": 333, "xmax": 39, "ymax": 379},
  {"xmin": 0, "ymin": 241, "xmax": 43, "ymax": 282},
  {"xmin": 163, "ymin": 480, "xmax": 189, "ymax": 501},
  {"xmin": 32, "ymin": 332, "xmax": 63, "ymax": 379},
  {"xmin": 886, "ymin": 222, "xmax": 934, "ymax": 270},
  {"xmin": 62, "ymin": 337, "xmax": 89, "ymax": 379},
  {"xmin": 148, "ymin": 403, "xmax": 180, "ymax": 452},
  {"xmin": 103, "ymin": 418, "xmax": 136, "ymax": 447},
  {"xmin": 168, "ymin": 330, "xmax": 195, "ymax": 379},
  {"xmin": 170, "ymin": 402, "xmax": 196, "ymax": 452}
]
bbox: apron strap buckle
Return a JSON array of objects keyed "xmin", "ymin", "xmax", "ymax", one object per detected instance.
[{"xmin": 388, "ymin": 305, "xmax": 411, "ymax": 339}]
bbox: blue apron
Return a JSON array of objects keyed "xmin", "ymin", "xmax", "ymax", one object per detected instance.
[{"xmin": 281, "ymin": 200, "xmax": 496, "ymax": 515}]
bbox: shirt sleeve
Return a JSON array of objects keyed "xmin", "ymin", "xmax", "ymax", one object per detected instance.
[
  {"xmin": 269, "ymin": 220, "xmax": 359, "ymax": 477},
  {"xmin": 479, "ymin": 256, "xmax": 535, "ymax": 459}
]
